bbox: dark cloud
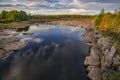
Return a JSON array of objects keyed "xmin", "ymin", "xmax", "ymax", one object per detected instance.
[{"xmin": 0, "ymin": 3, "xmax": 22, "ymax": 7}]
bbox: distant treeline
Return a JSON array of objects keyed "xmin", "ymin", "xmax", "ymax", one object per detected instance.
[
  {"xmin": 0, "ymin": 10, "xmax": 29, "ymax": 23},
  {"xmin": 31, "ymin": 15, "xmax": 94, "ymax": 19},
  {"xmin": 0, "ymin": 10, "xmax": 94, "ymax": 23}
]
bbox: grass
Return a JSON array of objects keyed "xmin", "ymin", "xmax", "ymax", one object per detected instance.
[
  {"xmin": 107, "ymin": 72, "xmax": 120, "ymax": 80},
  {"xmin": 0, "ymin": 21, "xmax": 30, "ymax": 28}
]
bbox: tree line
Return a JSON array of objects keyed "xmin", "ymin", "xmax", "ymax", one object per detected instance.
[
  {"xmin": 95, "ymin": 9, "xmax": 120, "ymax": 42},
  {"xmin": 0, "ymin": 10, "xmax": 94, "ymax": 23},
  {"xmin": 0, "ymin": 10, "xmax": 29, "ymax": 23},
  {"xmin": 31, "ymin": 15, "xmax": 93, "ymax": 19}
]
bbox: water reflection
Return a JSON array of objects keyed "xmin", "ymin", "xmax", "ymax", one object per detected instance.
[{"xmin": 0, "ymin": 24, "xmax": 89, "ymax": 80}]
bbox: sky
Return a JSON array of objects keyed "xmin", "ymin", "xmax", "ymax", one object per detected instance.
[{"xmin": 0, "ymin": 0, "xmax": 120, "ymax": 15}]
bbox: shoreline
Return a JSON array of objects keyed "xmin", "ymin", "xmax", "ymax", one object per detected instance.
[
  {"xmin": 0, "ymin": 19, "xmax": 94, "ymax": 30},
  {"xmin": 0, "ymin": 20, "xmax": 119, "ymax": 80},
  {"xmin": 84, "ymin": 28, "xmax": 120, "ymax": 80},
  {"xmin": 0, "ymin": 36, "xmax": 27, "ymax": 61}
]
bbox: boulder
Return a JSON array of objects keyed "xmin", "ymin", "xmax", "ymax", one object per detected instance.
[
  {"xmin": 84, "ymin": 56, "xmax": 100, "ymax": 66},
  {"xmin": 84, "ymin": 47, "xmax": 100, "ymax": 66},
  {"xmin": 97, "ymin": 37, "xmax": 112, "ymax": 51},
  {"xmin": 101, "ymin": 46, "xmax": 116, "ymax": 71},
  {"xmin": 112, "ymin": 57, "xmax": 120, "ymax": 68},
  {"xmin": 90, "ymin": 47, "xmax": 100, "ymax": 60},
  {"xmin": 88, "ymin": 67, "xmax": 102, "ymax": 80}
]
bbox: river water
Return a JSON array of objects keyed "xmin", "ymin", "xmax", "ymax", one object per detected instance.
[{"xmin": 0, "ymin": 24, "xmax": 89, "ymax": 80}]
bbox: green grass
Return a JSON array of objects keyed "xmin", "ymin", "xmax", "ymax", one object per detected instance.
[
  {"xmin": 107, "ymin": 72, "xmax": 120, "ymax": 80},
  {"xmin": 0, "ymin": 21, "xmax": 30, "ymax": 28}
]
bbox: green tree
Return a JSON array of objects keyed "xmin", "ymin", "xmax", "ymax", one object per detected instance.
[
  {"xmin": 19, "ymin": 11, "xmax": 28, "ymax": 21},
  {"xmin": 1, "ymin": 10, "xmax": 7, "ymax": 19},
  {"xmin": 6, "ymin": 10, "xmax": 19, "ymax": 22},
  {"xmin": 95, "ymin": 9, "xmax": 105, "ymax": 29}
]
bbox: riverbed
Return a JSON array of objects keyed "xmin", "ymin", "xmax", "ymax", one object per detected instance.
[{"xmin": 0, "ymin": 24, "xmax": 89, "ymax": 80}]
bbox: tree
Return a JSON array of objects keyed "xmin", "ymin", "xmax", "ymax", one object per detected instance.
[
  {"xmin": 95, "ymin": 9, "xmax": 105, "ymax": 29},
  {"xmin": 5, "ymin": 10, "xmax": 19, "ymax": 22},
  {"xmin": 100, "ymin": 8, "xmax": 105, "ymax": 15},
  {"xmin": 19, "ymin": 11, "xmax": 28, "ymax": 21},
  {"xmin": 1, "ymin": 10, "xmax": 7, "ymax": 19}
]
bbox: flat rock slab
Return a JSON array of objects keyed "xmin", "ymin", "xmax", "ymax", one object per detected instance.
[{"xmin": 0, "ymin": 37, "xmax": 26, "ymax": 60}]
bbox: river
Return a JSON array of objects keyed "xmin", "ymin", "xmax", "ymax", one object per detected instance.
[{"xmin": 0, "ymin": 24, "xmax": 89, "ymax": 80}]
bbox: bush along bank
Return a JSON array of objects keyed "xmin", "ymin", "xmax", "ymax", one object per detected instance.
[{"xmin": 84, "ymin": 28, "xmax": 120, "ymax": 80}]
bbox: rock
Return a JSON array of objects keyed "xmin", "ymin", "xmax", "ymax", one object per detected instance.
[
  {"xmin": 84, "ymin": 47, "xmax": 100, "ymax": 66},
  {"xmin": 90, "ymin": 47, "xmax": 100, "ymax": 60},
  {"xmin": 88, "ymin": 32, "xmax": 98, "ymax": 43},
  {"xmin": 0, "ymin": 37, "xmax": 21, "ymax": 47},
  {"xmin": 97, "ymin": 37, "xmax": 112, "ymax": 51},
  {"xmin": 84, "ymin": 28, "xmax": 119, "ymax": 80},
  {"xmin": 0, "ymin": 44, "xmax": 5, "ymax": 48},
  {"xmin": 84, "ymin": 56, "xmax": 100, "ymax": 66},
  {"xmin": 88, "ymin": 67, "xmax": 102, "ymax": 80},
  {"xmin": 105, "ymin": 46, "xmax": 116, "ymax": 66},
  {"xmin": 113, "ymin": 57, "xmax": 120, "ymax": 68},
  {"xmin": 101, "ymin": 46, "xmax": 116, "ymax": 71},
  {"xmin": 102, "ymin": 72, "xmax": 109, "ymax": 80},
  {"xmin": 87, "ymin": 66, "xmax": 96, "ymax": 72},
  {"xmin": 0, "ymin": 49, "xmax": 5, "ymax": 58},
  {"xmin": 4, "ymin": 41, "xmax": 25, "ymax": 52}
]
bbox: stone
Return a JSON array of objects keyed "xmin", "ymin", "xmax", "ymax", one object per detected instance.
[
  {"xmin": 105, "ymin": 46, "xmax": 116, "ymax": 66},
  {"xmin": 113, "ymin": 57, "xmax": 120, "ymax": 68},
  {"xmin": 0, "ymin": 49, "xmax": 5, "ymax": 59},
  {"xmin": 90, "ymin": 47, "xmax": 100, "ymax": 61},
  {"xmin": 102, "ymin": 72, "xmax": 109, "ymax": 80},
  {"xmin": 84, "ymin": 56, "xmax": 100, "ymax": 66},
  {"xmin": 97, "ymin": 37, "xmax": 112, "ymax": 51},
  {"xmin": 87, "ymin": 66, "xmax": 96, "ymax": 72},
  {"xmin": 84, "ymin": 47, "xmax": 100, "ymax": 66},
  {"xmin": 4, "ymin": 41, "xmax": 25, "ymax": 52},
  {"xmin": 88, "ymin": 67, "xmax": 102, "ymax": 80},
  {"xmin": 0, "ymin": 37, "xmax": 17, "ymax": 43},
  {"xmin": 101, "ymin": 46, "xmax": 116, "ymax": 71}
]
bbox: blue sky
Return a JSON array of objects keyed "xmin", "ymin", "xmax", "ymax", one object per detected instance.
[{"xmin": 0, "ymin": 0, "xmax": 120, "ymax": 15}]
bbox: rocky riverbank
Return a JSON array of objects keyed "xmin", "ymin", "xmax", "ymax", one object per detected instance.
[
  {"xmin": 46, "ymin": 19, "xmax": 94, "ymax": 28},
  {"xmin": 0, "ymin": 19, "xmax": 95, "ymax": 30},
  {"xmin": 84, "ymin": 28, "xmax": 120, "ymax": 80},
  {"xmin": 0, "ymin": 31, "xmax": 27, "ymax": 61}
]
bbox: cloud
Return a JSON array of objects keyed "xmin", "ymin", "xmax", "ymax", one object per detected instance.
[
  {"xmin": 0, "ymin": 0, "xmax": 120, "ymax": 14},
  {"xmin": 21, "ymin": 37, "xmax": 44, "ymax": 43},
  {"xmin": 80, "ymin": 0, "xmax": 120, "ymax": 3}
]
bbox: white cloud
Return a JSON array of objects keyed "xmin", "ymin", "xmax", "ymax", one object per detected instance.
[{"xmin": 0, "ymin": 0, "xmax": 120, "ymax": 15}]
